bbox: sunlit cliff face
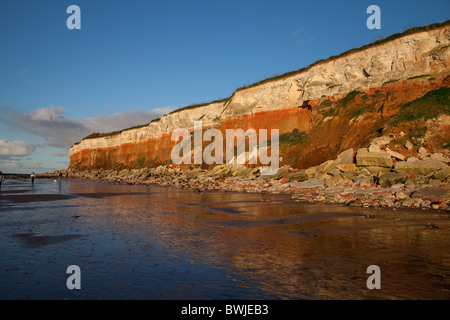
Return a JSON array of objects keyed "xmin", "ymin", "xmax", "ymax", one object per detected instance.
[{"xmin": 69, "ymin": 26, "xmax": 450, "ymax": 171}]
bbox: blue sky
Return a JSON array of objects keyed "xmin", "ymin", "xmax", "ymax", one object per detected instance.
[{"xmin": 0, "ymin": 0, "xmax": 449, "ymax": 173}]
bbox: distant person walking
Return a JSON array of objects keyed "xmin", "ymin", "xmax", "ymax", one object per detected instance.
[
  {"xmin": 31, "ymin": 172, "xmax": 36, "ymax": 184},
  {"xmin": 0, "ymin": 171, "xmax": 4, "ymax": 189},
  {"xmin": 58, "ymin": 172, "xmax": 63, "ymax": 184}
]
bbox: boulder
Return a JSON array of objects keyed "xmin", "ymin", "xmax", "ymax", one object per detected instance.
[
  {"xmin": 411, "ymin": 188, "xmax": 450, "ymax": 201},
  {"xmin": 428, "ymin": 179, "xmax": 442, "ymax": 186},
  {"xmin": 338, "ymin": 149, "xmax": 354, "ymax": 164},
  {"xmin": 326, "ymin": 167, "xmax": 341, "ymax": 177},
  {"xmin": 385, "ymin": 147, "xmax": 406, "ymax": 161},
  {"xmin": 395, "ymin": 192, "xmax": 410, "ymax": 200},
  {"xmin": 404, "ymin": 140, "xmax": 414, "ymax": 150},
  {"xmin": 312, "ymin": 160, "xmax": 335, "ymax": 177},
  {"xmin": 359, "ymin": 168, "xmax": 372, "ymax": 177},
  {"xmin": 365, "ymin": 166, "xmax": 391, "ymax": 175},
  {"xmin": 371, "ymin": 136, "xmax": 392, "ymax": 146},
  {"xmin": 418, "ymin": 147, "xmax": 429, "ymax": 158},
  {"xmin": 323, "ymin": 158, "xmax": 342, "ymax": 174},
  {"xmin": 336, "ymin": 163, "xmax": 357, "ymax": 172},
  {"xmin": 405, "ymin": 178, "xmax": 429, "ymax": 189},
  {"xmin": 207, "ymin": 165, "xmax": 231, "ymax": 179},
  {"xmin": 229, "ymin": 164, "xmax": 246, "ymax": 175},
  {"xmin": 291, "ymin": 179, "xmax": 326, "ymax": 189},
  {"xmin": 390, "ymin": 183, "xmax": 405, "ymax": 190},
  {"xmin": 430, "ymin": 153, "xmax": 449, "ymax": 163},
  {"xmin": 341, "ymin": 170, "xmax": 357, "ymax": 180},
  {"xmin": 316, "ymin": 172, "xmax": 329, "ymax": 180},
  {"xmin": 185, "ymin": 168, "xmax": 203, "ymax": 177},
  {"xmin": 232, "ymin": 166, "xmax": 256, "ymax": 177},
  {"xmin": 378, "ymin": 173, "xmax": 409, "ymax": 187},
  {"xmin": 305, "ymin": 166, "xmax": 318, "ymax": 179},
  {"xmin": 432, "ymin": 166, "xmax": 450, "ymax": 181},
  {"xmin": 325, "ymin": 175, "xmax": 344, "ymax": 187},
  {"xmin": 352, "ymin": 175, "xmax": 373, "ymax": 187},
  {"xmin": 297, "ymin": 161, "xmax": 330, "ymax": 181},
  {"xmin": 356, "ymin": 148, "xmax": 393, "ymax": 168},
  {"xmin": 368, "ymin": 144, "xmax": 382, "ymax": 153},
  {"xmin": 393, "ymin": 160, "xmax": 448, "ymax": 176},
  {"xmin": 262, "ymin": 167, "xmax": 290, "ymax": 181},
  {"xmin": 287, "ymin": 170, "xmax": 308, "ymax": 182}
]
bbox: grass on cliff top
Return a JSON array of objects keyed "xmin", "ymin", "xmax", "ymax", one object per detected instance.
[
  {"xmin": 236, "ymin": 20, "xmax": 449, "ymax": 91},
  {"xmin": 388, "ymin": 87, "xmax": 450, "ymax": 126},
  {"xmin": 73, "ymin": 118, "xmax": 161, "ymax": 144},
  {"xmin": 167, "ymin": 97, "xmax": 231, "ymax": 115}
]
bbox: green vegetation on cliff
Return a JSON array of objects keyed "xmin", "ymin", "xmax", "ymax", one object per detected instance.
[
  {"xmin": 388, "ymin": 87, "xmax": 450, "ymax": 125},
  {"xmin": 279, "ymin": 128, "xmax": 309, "ymax": 147}
]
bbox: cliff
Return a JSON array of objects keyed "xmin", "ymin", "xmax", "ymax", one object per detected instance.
[{"xmin": 69, "ymin": 22, "xmax": 450, "ymax": 171}]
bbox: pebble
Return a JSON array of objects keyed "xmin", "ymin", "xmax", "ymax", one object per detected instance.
[{"xmin": 48, "ymin": 158, "xmax": 449, "ymax": 212}]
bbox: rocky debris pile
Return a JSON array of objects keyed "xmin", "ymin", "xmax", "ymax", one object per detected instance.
[{"xmin": 54, "ymin": 135, "xmax": 449, "ymax": 211}]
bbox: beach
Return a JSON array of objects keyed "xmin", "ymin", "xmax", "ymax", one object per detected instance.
[
  {"xmin": 55, "ymin": 162, "xmax": 450, "ymax": 212},
  {"xmin": 0, "ymin": 177, "xmax": 449, "ymax": 299}
]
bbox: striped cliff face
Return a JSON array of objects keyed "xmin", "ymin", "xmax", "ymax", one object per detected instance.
[{"xmin": 69, "ymin": 25, "xmax": 450, "ymax": 171}]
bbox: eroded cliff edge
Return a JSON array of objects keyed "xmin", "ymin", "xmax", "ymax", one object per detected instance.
[{"xmin": 69, "ymin": 23, "xmax": 450, "ymax": 171}]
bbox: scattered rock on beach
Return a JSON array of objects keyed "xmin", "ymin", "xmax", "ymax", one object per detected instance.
[
  {"xmin": 291, "ymin": 179, "xmax": 326, "ymax": 190},
  {"xmin": 356, "ymin": 148, "xmax": 393, "ymax": 168},
  {"xmin": 433, "ymin": 167, "xmax": 450, "ymax": 181},
  {"xmin": 378, "ymin": 173, "xmax": 409, "ymax": 187},
  {"xmin": 338, "ymin": 149, "xmax": 354, "ymax": 164},
  {"xmin": 394, "ymin": 160, "xmax": 448, "ymax": 176},
  {"xmin": 287, "ymin": 170, "xmax": 308, "ymax": 182},
  {"xmin": 411, "ymin": 188, "xmax": 450, "ymax": 201},
  {"xmin": 52, "ymin": 131, "xmax": 450, "ymax": 212}
]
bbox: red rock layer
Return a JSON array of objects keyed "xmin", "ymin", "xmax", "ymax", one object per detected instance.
[{"xmin": 70, "ymin": 75, "xmax": 449, "ymax": 171}]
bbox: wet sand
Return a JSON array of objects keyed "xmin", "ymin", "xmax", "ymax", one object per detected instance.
[
  {"xmin": 0, "ymin": 178, "xmax": 449, "ymax": 299},
  {"xmin": 0, "ymin": 194, "xmax": 74, "ymax": 203}
]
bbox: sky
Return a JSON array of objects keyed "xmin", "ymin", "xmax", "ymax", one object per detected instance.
[{"xmin": 0, "ymin": 0, "xmax": 449, "ymax": 173}]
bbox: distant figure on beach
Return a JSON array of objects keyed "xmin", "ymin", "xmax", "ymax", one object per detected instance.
[
  {"xmin": 31, "ymin": 172, "xmax": 35, "ymax": 184},
  {"xmin": 58, "ymin": 172, "xmax": 62, "ymax": 184},
  {"xmin": 0, "ymin": 171, "xmax": 4, "ymax": 189}
]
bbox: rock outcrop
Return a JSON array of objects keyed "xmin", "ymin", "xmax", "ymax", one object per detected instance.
[
  {"xmin": 56, "ymin": 137, "xmax": 450, "ymax": 211},
  {"xmin": 69, "ymin": 22, "xmax": 450, "ymax": 172}
]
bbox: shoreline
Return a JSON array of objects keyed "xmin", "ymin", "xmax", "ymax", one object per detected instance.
[
  {"xmin": 38, "ymin": 163, "xmax": 450, "ymax": 212},
  {"xmin": 3, "ymin": 175, "xmax": 449, "ymax": 300}
]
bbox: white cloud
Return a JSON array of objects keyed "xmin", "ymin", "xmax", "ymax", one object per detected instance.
[
  {"xmin": 0, "ymin": 159, "xmax": 19, "ymax": 169},
  {"xmin": 0, "ymin": 139, "xmax": 37, "ymax": 158},
  {"xmin": 11, "ymin": 105, "xmax": 174, "ymax": 153},
  {"xmin": 30, "ymin": 106, "xmax": 68, "ymax": 121},
  {"xmin": 1, "ymin": 105, "xmax": 174, "ymax": 173}
]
